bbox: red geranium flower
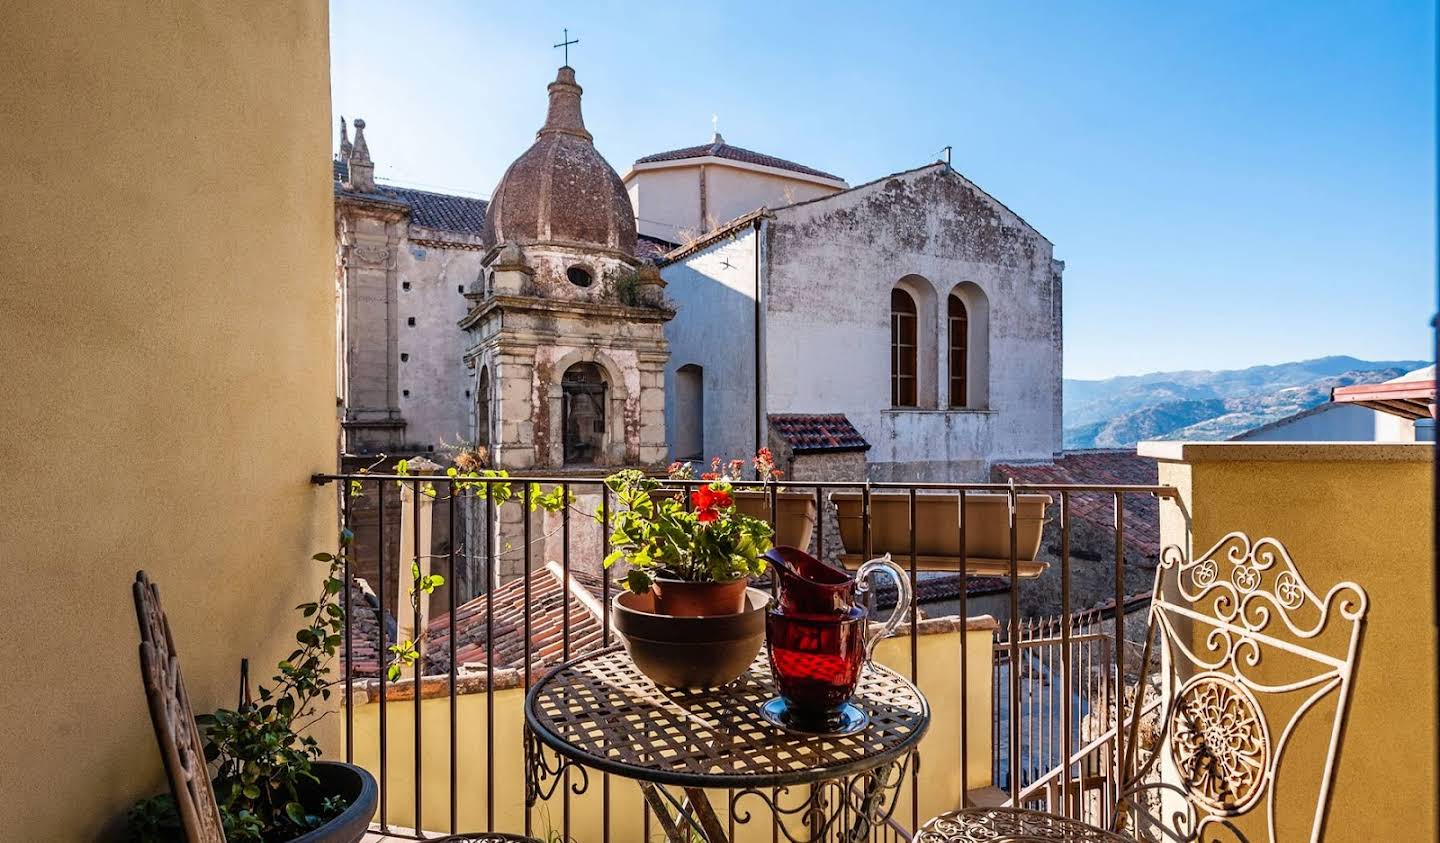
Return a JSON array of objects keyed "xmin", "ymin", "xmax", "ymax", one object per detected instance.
[
  {"xmin": 700, "ymin": 472, "xmax": 720, "ymax": 481},
  {"xmin": 691, "ymin": 483, "xmax": 733, "ymax": 523}
]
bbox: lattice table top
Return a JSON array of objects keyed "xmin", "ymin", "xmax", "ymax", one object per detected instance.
[{"xmin": 525, "ymin": 646, "xmax": 929, "ymax": 789}]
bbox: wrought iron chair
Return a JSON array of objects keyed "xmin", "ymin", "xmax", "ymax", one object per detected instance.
[
  {"xmin": 134, "ymin": 571, "xmax": 227, "ymax": 843},
  {"xmin": 914, "ymin": 531, "xmax": 1369, "ymax": 843}
]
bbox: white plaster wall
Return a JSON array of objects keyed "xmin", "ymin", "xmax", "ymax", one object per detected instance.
[
  {"xmin": 397, "ymin": 238, "xmax": 484, "ymax": 450},
  {"xmin": 660, "ymin": 230, "xmax": 760, "ymax": 462},
  {"xmin": 705, "ymin": 167, "xmax": 838, "ymax": 228},
  {"xmin": 629, "ymin": 163, "xmax": 842, "ymax": 242},
  {"xmin": 1233, "ymin": 404, "xmax": 1383, "ymax": 442},
  {"xmin": 763, "ymin": 164, "xmax": 1062, "ymax": 481},
  {"xmin": 629, "ymin": 166, "xmax": 701, "ymax": 242}
]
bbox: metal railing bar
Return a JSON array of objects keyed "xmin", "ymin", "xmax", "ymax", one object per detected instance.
[
  {"xmin": 1007, "ymin": 484, "xmax": 1021, "ymax": 805},
  {"xmin": 376, "ymin": 478, "xmax": 389, "ymax": 830},
  {"xmin": 341, "ymin": 482, "xmax": 354, "ymax": 764},
  {"xmin": 908, "ymin": 485, "xmax": 919, "ymax": 831},
  {"xmin": 411, "ymin": 479, "xmax": 423, "ymax": 835},
  {"xmin": 1112, "ymin": 491, "xmax": 1126, "ymax": 812},
  {"xmin": 522, "ymin": 480, "xmax": 533, "ymax": 840},
  {"xmin": 561, "ymin": 481, "xmax": 572, "ymax": 843},
  {"xmin": 447, "ymin": 487, "xmax": 458, "ymax": 835},
  {"xmin": 484, "ymin": 481, "xmax": 495, "ymax": 833},
  {"xmin": 1059, "ymin": 491, "xmax": 1073, "ymax": 820},
  {"xmin": 600, "ymin": 485, "xmax": 611, "ymax": 843},
  {"xmin": 958, "ymin": 487, "xmax": 969, "ymax": 804},
  {"xmin": 312, "ymin": 472, "xmax": 1180, "ymax": 496}
]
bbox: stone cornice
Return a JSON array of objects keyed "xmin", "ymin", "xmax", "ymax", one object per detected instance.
[{"xmin": 459, "ymin": 295, "xmax": 675, "ymax": 330}]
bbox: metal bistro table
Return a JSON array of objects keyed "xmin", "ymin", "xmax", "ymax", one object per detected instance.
[{"xmin": 524, "ymin": 646, "xmax": 930, "ymax": 843}]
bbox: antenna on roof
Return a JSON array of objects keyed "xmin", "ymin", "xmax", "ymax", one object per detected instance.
[{"xmin": 712, "ymin": 114, "xmax": 722, "ymax": 144}]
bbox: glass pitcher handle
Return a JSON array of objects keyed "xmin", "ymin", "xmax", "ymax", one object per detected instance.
[{"xmin": 854, "ymin": 553, "xmax": 912, "ymax": 661}]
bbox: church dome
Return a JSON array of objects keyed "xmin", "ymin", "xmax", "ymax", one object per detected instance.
[{"xmin": 481, "ymin": 67, "xmax": 636, "ymax": 256}]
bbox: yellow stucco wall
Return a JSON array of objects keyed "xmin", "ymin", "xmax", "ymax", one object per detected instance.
[
  {"xmin": 1142, "ymin": 442, "xmax": 1435, "ymax": 842},
  {"xmin": 348, "ymin": 626, "xmax": 994, "ymax": 840},
  {"xmin": 0, "ymin": 2, "xmax": 335, "ymax": 838}
]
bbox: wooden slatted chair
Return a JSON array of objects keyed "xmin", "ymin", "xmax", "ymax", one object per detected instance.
[{"xmin": 914, "ymin": 532, "xmax": 1369, "ymax": 843}]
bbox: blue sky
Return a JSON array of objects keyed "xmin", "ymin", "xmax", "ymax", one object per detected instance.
[{"xmin": 331, "ymin": 0, "xmax": 1435, "ymax": 380}]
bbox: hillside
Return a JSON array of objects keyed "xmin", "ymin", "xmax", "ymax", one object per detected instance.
[{"xmin": 1063, "ymin": 356, "xmax": 1426, "ymax": 448}]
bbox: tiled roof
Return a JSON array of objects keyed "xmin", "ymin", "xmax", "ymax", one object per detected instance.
[
  {"xmin": 871, "ymin": 573, "xmax": 1011, "ymax": 611},
  {"xmin": 635, "ymin": 234, "xmax": 679, "ymax": 263},
  {"xmin": 991, "ymin": 450, "xmax": 1161, "ymax": 558},
  {"xmin": 343, "ymin": 562, "xmax": 607, "ymax": 680},
  {"xmin": 769, "ymin": 414, "xmax": 870, "ymax": 454},
  {"xmin": 335, "ymin": 158, "xmax": 489, "ymax": 236},
  {"xmin": 635, "ymin": 139, "xmax": 842, "ymax": 182},
  {"xmin": 336, "ymin": 157, "xmax": 662, "ymax": 261}
]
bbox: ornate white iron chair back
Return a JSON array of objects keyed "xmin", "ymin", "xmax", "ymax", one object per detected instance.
[
  {"xmin": 1120, "ymin": 533, "xmax": 1368, "ymax": 843},
  {"xmin": 134, "ymin": 570, "xmax": 226, "ymax": 843}
]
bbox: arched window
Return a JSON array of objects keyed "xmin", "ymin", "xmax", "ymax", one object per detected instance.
[
  {"xmin": 674, "ymin": 364, "xmax": 704, "ymax": 460},
  {"xmin": 890, "ymin": 288, "xmax": 918, "ymax": 407},
  {"xmin": 476, "ymin": 367, "xmax": 491, "ymax": 447},
  {"xmin": 947, "ymin": 282, "xmax": 990, "ymax": 409},
  {"xmin": 948, "ymin": 295, "xmax": 968, "ymax": 408},
  {"xmin": 562, "ymin": 363, "xmax": 607, "ymax": 464}
]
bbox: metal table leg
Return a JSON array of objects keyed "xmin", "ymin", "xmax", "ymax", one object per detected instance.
[{"xmin": 642, "ymin": 782, "xmax": 731, "ymax": 843}]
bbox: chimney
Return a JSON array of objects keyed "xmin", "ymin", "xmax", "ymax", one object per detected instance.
[{"xmin": 347, "ymin": 117, "xmax": 375, "ymax": 192}]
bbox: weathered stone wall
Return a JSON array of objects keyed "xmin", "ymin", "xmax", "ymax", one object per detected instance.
[
  {"xmin": 764, "ymin": 164, "xmax": 1063, "ymax": 481},
  {"xmin": 395, "ymin": 234, "xmax": 484, "ymax": 451}
]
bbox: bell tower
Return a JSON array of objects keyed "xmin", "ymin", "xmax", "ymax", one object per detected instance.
[{"xmin": 461, "ymin": 66, "xmax": 672, "ymax": 470}]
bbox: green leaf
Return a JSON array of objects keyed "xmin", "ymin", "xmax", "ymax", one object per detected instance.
[
  {"xmin": 623, "ymin": 568, "xmax": 653, "ymax": 594},
  {"xmin": 312, "ymin": 553, "xmax": 334, "ymax": 562},
  {"xmin": 285, "ymin": 801, "xmax": 306, "ymax": 825}
]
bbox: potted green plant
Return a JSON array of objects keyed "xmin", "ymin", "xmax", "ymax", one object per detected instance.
[
  {"xmin": 604, "ymin": 468, "xmax": 774, "ymax": 616},
  {"xmin": 128, "ymin": 550, "xmax": 377, "ymax": 843}
]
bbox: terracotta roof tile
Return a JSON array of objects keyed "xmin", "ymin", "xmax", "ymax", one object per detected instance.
[
  {"xmin": 636, "ymin": 140, "xmax": 842, "ymax": 182},
  {"xmin": 343, "ymin": 563, "xmax": 607, "ymax": 681},
  {"xmin": 335, "ymin": 158, "xmax": 663, "ymax": 261},
  {"xmin": 770, "ymin": 414, "xmax": 870, "ymax": 454},
  {"xmin": 991, "ymin": 450, "xmax": 1162, "ymax": 558}
]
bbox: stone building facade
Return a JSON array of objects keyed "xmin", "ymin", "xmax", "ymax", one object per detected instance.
[
  {"xmin": 334, "ymin": 120, "xmax": 487, "ymax": 455},
  {"xmin": 657, "ymin": 163, "xmax": 1065, "ymax": 481}
]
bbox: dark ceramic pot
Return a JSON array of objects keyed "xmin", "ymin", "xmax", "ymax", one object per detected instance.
[
  {"xmin": 289, "ymin": 761, "xmax": 378, "ymax": 843},
  {"xmin": 613, "ymin": 588, "xmax": 769, "ymax": 688},
  {"xmin": 650, "ymin": 575, "xmax": 749, "ymax": 617}
]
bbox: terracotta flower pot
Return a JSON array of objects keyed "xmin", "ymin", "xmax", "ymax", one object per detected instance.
[
  {"xmin": 831, "ymin": 491, "xmax": 1052, "ymax": 572},
  {"xmin": 650, "ymin": 576, "xmax": 750, "ymax": 617},
  {"xmin": 734, "ymin": 490, "xmax": 818, "ymax": 550}
]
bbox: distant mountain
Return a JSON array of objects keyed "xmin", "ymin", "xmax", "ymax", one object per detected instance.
[{"xmin": 1063, "ymin": 356, "xmax": 1427, "ymax": 449}]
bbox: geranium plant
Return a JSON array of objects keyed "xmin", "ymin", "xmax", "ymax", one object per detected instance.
[
  {"xmin": 668, "ymin": 447, "xmax": 784, "ymax": 484},
  {"xmin": 601, "ymin": 468, "xmax": 774, "ymax": 594}
]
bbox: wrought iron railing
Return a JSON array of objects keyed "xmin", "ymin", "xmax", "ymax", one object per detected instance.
[{"xmin": 310, "ymin": 470, "xmax": 1178, "ymax": 841}]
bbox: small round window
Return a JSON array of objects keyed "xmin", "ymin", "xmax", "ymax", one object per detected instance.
[{"xmin": 566, "ymin": 265, "xmax": 594, "ymax": 288}]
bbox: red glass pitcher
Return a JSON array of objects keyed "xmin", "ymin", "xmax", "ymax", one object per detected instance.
[{"xmin": 760, "ymin": 547, "xmax": 912, "ymax": 734}]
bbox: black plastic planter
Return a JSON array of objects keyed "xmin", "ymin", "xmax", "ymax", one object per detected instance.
[{"xmin": 289, "ymin": 761, "xmax": 378, "ymax": 843}]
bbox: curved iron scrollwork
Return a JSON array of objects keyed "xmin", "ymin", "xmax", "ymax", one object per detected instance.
[
  {"xmin": 1168, "ymin": 673, "xmax": 1270, "ymax": 815},
  {"xmin": 915, "ymin": 807, "xmax": 1130, "ymax": 842},
  {"xmin": 524, "ymin": 730, "xmax": 590, "ymax": 807},
  {"xmin": 729, "ymin": 754, "xmax": 911, "ymax": 843}
]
